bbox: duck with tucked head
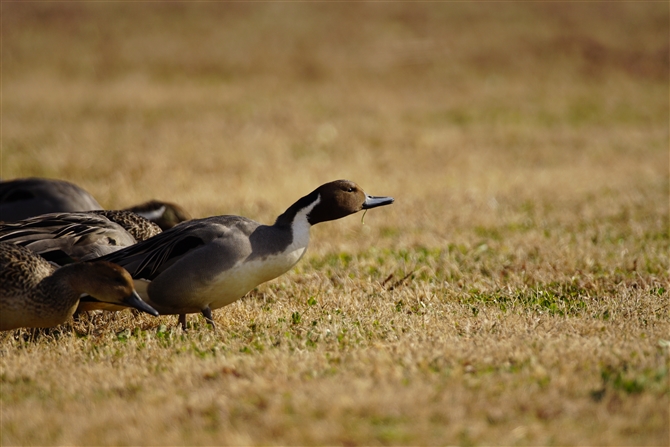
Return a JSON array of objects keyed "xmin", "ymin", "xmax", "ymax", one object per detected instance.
[
  {"xmin": 93, "ymin": 180, "xmax": 394, "ymax": 329},
  {"xmin": 0, "ymin": 243, "xmax": 158, "ymax": 331}
]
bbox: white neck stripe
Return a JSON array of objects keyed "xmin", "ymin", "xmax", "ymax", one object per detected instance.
[
  {"xmin": 294, "ymin": 194, "xmax": 320, "ymax": 227},
  {"xmin": 282, "ymin": 194, "xmax": 319, "ymax": 256}
]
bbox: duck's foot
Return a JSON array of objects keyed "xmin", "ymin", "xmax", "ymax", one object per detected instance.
[
  {"xmin": 202, "ymin": 307, "xmax": 215, "ymax": 329},
  {"xmin": 178, "ymin": 313, "xmax": 187, "ymax": 331},
  {"xmin": 177, "ymin": 309, "xmax": 214, "ymax": 330}
]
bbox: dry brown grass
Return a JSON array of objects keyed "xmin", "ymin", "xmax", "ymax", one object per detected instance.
[{"xmin": 1, "ymin": 3, "xmax": 668, "ymax": 446}]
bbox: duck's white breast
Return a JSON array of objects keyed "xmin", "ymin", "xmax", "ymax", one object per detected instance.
[
  {"xmin": 205, "ymin": 201, "xmax": 316, "ymax": 309},
  {"xmin": 206, "ymin": 245, "xmax": 308, "ymax": 309}
]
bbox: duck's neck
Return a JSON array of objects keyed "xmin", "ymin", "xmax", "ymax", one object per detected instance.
[
  {"xmin": 267, "ymin": 191, "xmax": 320, "ymax": 259},
  {"xmin": 274, "ymin": 190, "xmax": 320, "ymax": 229}
]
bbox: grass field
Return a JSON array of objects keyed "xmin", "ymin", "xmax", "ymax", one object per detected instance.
[{"xmin": 1, "ymin": 3, "xmax": 669, "ymax": 445}]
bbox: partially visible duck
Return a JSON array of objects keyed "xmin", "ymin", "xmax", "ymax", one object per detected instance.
[
  {"xmin": 0, "ymin": 177, "xmax": 191, "ymax": 229},
  {"xmin": 0, "ymin": 211, "xmax": 160, "ymax": 264},
  {"xmin": 96, "ymin": 180, "xmax": 394, "ymax": 329},
  {"xmin": 0, "ymin": 177, "xmax": 102, "ymax": 221},
  {"xmin": 0, "ymin": 242, "xmax": 158, "ymax": 331}
]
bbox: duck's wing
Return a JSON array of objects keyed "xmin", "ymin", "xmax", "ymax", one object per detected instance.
[
  {"xmin": 97, "ymin": 216, "xmax": 258, "ymax": 280},
  {"xmin": 0, "ymin": 212, "xmax": 137, "ymax": 263}
]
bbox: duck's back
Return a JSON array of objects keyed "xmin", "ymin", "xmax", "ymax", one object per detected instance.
[
  {"xmin": 0, "ymin": 212, "xmax": 138, "ymax": 263},
  {"xmin": 89, "ymin": 209, "xmax": 162, "ymax": 241},
  {"xmin": 0, "ymin": 178, "xmax": 102, "ymax": 221},
  {"xmin": 0, "ymin": 242, "xmax": 54, "ymax": 298}
]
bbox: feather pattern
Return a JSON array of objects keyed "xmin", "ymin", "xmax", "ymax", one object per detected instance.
[{"xmin": 0, "ymin": 213, "xmax": 137, "ymax": 261}]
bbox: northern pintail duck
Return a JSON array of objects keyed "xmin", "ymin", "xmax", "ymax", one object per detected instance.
[
  {"xmin": 0, "ymin": 243, "xmax": 158, "ymax": 331},
  {"xmin": 0, "ymin": 210, "xmax": 161, "ymax": 264},
  {"xmin": 0, "ymin": 177, "xmax": 191, "ymax": 229},
  {"xmin": 95, "ymin": 180, "xmax": 394, "ymax": 329}
]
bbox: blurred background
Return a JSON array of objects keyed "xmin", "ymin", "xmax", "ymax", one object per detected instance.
[{"xmin": 2, "ymin": 2, "xmax": 668, "ymax": 254}]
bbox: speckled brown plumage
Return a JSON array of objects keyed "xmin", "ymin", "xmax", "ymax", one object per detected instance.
[
  {"xmin": 90, "ymin": 210, "xmax": 162, "ymax": 241},
  {"xmin": 0, "ymin": 243, "xmax": 158, "ymax": 331}
]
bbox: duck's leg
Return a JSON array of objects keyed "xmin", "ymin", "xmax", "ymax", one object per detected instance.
[
  {"xmin": 178, "ymin": 313, "xmax": 187, "ymax": 330},
  {"xmin": 201, "ymin": 307, "xmax": 215, "ymax": 329}
]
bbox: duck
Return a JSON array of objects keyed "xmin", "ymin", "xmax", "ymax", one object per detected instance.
[
  {"xmin": 0, "ymin": 211, "xmax": 161, "ymax": 264},
  {"xmin": 0, "ymin": 177, "xmax": 102, "ymax": 220},
  {"xmin": 93, "ymin": 180, "xmax": 394, "ymax": 329},
  {"xmin": 0, "ymin": 242, "xmax": 158, "ymax": 331},
  {"xmin": 0, "ymin": 177, "xmax": 191, "ymax": 229}
]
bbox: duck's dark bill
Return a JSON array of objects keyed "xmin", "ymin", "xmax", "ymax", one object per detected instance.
[
  {"xmin": 363, "ymin": 195, "xmax": 395, "ymax": 209},
  {"xmin": 124, "ymin": 291, "xmax": 160, "ymax": 316}
]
